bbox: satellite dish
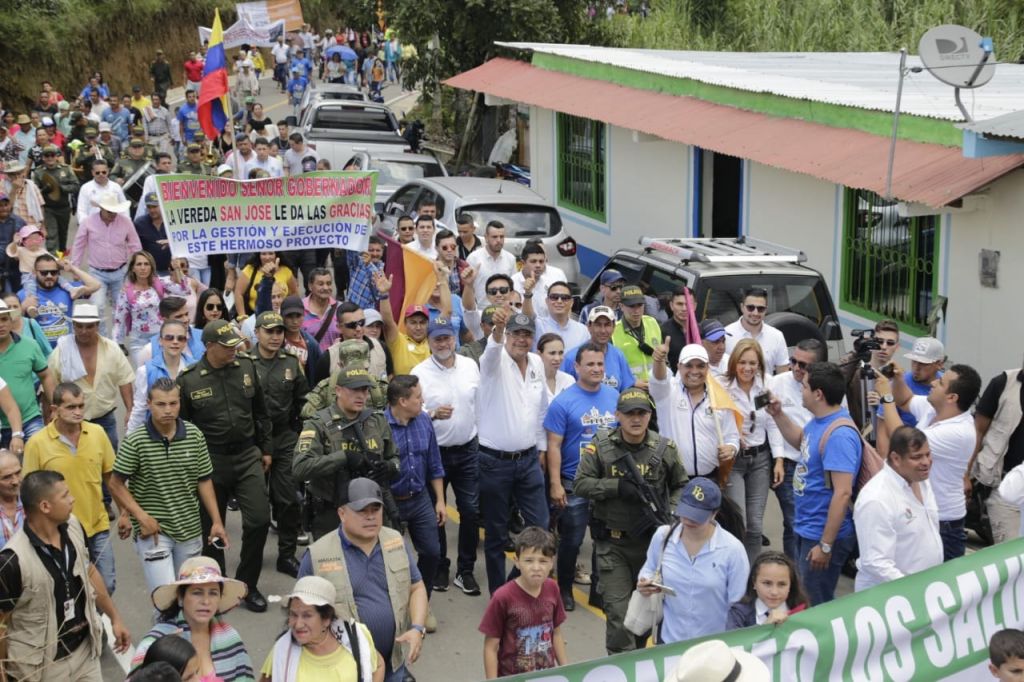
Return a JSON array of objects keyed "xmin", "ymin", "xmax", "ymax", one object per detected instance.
[{"xmin": 918, "ymin": 24, "xmax": 995, "ymax": 88}]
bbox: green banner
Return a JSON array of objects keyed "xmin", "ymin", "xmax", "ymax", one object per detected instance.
[
  {"xmin": 503, "ymin": 539, "xmax": 1024, "ymax": 681},
  {"xmin": 154, "ymin": 171, "xmax": 377, "ymax": 259}
]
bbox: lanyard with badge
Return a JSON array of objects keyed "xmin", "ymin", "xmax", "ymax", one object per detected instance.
[{"xmin": 45, "ymin": 540, "xmax": 76, "ymax": 622}]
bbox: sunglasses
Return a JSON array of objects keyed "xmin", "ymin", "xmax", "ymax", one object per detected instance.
[
  {"xmin": 789, "ymin": 357, "xmax": 810, "ymax": 370},
  {"xmin": 37, "ymin": 269, "xmax": 59, "ymax": 276},
  {"xmin": 745, "ymin": 304, "xmax": 767, "ymax": 313},
  {"xmin": 439, "ymin": 245, "xmax": 456, "ymax": 252},
  {"xmin": 748, "ymin": 411, "xmax": 757, "ymax": 434},
  {"xmin": 42, "ymin": 152, "xmax": 58, "ymax": 157},
  {"xmin": 162, "ymin": 334, "xmax": 187, "ymax": 342},
  {"xmin": 487, "ymin": 286, "xmax": 511, "ymax": 295},
  {"xmin": 93, "ymin": 170, "xmax": 108, "ymax": 175},
  {"xmin": 879, "ymin": 339, "xmax": 898, "ymax": 347},
  {"xmin": 547, "ymin": 293, "xmax": 572, "ymax": 301},
  {"xmin": 204, "ymin": 302, "xmax": 223, "ymax": 310},
  {"xmin": 398, "ymin": 225, "xmax": 415, "ymax": 232},
  {"xmin": 607, "ymin": 284, "xmax": 624, "ymax": 292},
  {"xmin": 343, "ymin": 319, "xmax": 366, "ymax": 329}
]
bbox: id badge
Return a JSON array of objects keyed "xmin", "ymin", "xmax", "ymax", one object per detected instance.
[{"xmin": 63, "ymin": 598, "xmax": 74, "ymax": 621}]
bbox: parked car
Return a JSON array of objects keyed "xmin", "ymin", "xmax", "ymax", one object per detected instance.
[
  {"xmin": 299, "ymin": 83, "xmax": 369, "ymax": 121},
  {"xmin": 375, "ymin": 177, "xmax": 580, "ymax": 290},
  {"xmin": 578, "ymin": 237, "xmax": 846, "ymax": 361},
  {"xmin": 342, "ymin": 151, "xmax": 448, "ymax": 206},
  {"xmin": 287, "ymin": 100, "xmax": 407, "ymax": 170}
]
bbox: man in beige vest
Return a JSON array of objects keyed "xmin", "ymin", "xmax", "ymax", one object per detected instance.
[
  {"xmin": 0, "ymin": 470, "xmax": 130, "ymax": 681},
  {"xmin": 972, "ymin": 367, "xmax": 1024, "ymax": 543},
  {"xmin": 298, "ymin": 477, "xmax": 427, "ymax": 682}
]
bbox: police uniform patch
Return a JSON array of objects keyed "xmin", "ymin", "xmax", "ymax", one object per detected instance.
[
  {"xmin": 299, "ymin": 430, "xmax": 316, "ymax": 439},
  {"xmin": 581, "ymin": 442, "xmax": 597, "ymax": 457},
  {"xmin": 190, "ymin": 387, "xmax": 213, "ymax": 400},
  {"xmin": 284, "ymin": 368, "xmax": 293, "ymax": 381},
  {"xmin": 243, "ymin": 373, "xmax": 253, "ymax": 387}
]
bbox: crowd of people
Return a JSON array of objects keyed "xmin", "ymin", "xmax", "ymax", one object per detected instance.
[{"xmin": 3, "ymin": 30, "xmax": 1024, "ymax": 682}]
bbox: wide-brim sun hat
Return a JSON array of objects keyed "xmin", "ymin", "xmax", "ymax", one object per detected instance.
[
  {"xmin": 151, "ymin": 556, "xmax": 248, "ymax": 613},
  {"xmin": 664, "ymin": 640, "xmax": 770, "ymax": 682}
]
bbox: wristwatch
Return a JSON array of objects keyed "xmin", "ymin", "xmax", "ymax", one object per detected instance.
[
  {"xmin": 881, "ymin": 394, "xmax": 895, "ymax": 404},
  {"xmin": 410, "ymin": 624, "xmax": 426, "ymax": 637},
  {"xmin": 10, "ymin": 431, "xmax": 24, "ymax": 439},
  {"xmin": 819, "ymin": 542, "xmax": 833, "ymax": 555}
]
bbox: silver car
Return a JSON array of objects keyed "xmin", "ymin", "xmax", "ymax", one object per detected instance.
[
  {"xmin": 342, "ymin": 151, "xmax": 448, "ymax": 206},
  {"xmin": 299, "ymin": 83, "xmax": 368, "ymax": 121},
  {"xmin": 374, "ymin": 177, "xmax": 581, "ymax": 289}
]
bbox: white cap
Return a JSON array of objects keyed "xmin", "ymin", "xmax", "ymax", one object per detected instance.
[
  {"xmin": 98, "ymin": 122, "xmax": 112, "ymax": 132},
  {"xmin": 285, "ymin": 575, "xmax": 336, "ymax": 607},
  {"xmin": 904, "ymin": 337, "xmax": 945, "ymax": 364},
  {"xmin": 679, "ymin": 344, "xmax": 710, "ymax": 365},
  {"xmin": 363, "ymin": 308, "xmax": 383, "ymax": 326},
  {"xmin": 587, "ymin": 305, "xmax": 616, "ymax": 324},
  {"xmin": 216, "ymin": 164, "xmax": 233, "ymax": 176},
  {"xmin": 664, "ymin": 640, "xmax": 770, "ymax": 682}
]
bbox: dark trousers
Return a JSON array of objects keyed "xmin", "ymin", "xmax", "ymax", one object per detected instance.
[
  {"xmin": 43, "ymin": 206, "xmax": 71, "ymax": 252},
  {"xmin": 430, "ymin": 440, "xmax": 480, "ymax": 577},
  {"xmin": 772, "ymin": 459, "xmax": 797, "ymax": 560},
  {"xmin": 554, "ymin": 489, "xmax": 589, "ymax": 594},
  {"xmin": 595, "ymin": 536, "xmax": 650, "ymax": 654},
  {"xmin": 939, "ymin": 517, "xmax": 967, "ymax": 562},
  {"xmin": 269, "ymin": 429, "xmax": 301, "ymax": 560},
  {"xmin": 478, "ymin": 448, "xmax": 549, "ymax": 595},
  {"xmin": 311, "ymin": 504, "xmax": 341, "ymax": 541},
  {"xmin": 200, "ymin": 445, "xmax": 270, "ymax": 589},
  {"xmin": 796, "ymin": 533, "xmax": 857, "ymax": 606},
  {"xmin": 93, "ymin": 409, "xmax": 118, "ymax": 506},
  {"xmin": 396, "ymin": 490, "xmax": 441, "ymax": 598}
]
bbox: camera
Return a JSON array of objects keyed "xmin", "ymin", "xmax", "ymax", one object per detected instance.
[
  {"xmin": 851, "ymin": 329, "xmax": 882, "ymax": 364},
  {"xmin": 753, "ymin": 392, "xmax": 771, "ymax": 410}
]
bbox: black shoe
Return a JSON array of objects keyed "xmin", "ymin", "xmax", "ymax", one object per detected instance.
[
  {"xmin": 561, "ymin": 589, "xmax": 575, "ymax": 612},
  {"xmin": 762, "ymin": 535, "xmax": 770, "ymax": 546},
  {"xmin": 244, "ymin": 589, "xmax": 268, "ymax": 613},
  {"xmin": 454, "ymin": 572, "xmax": 481, "ymax": 596},
  {"xmin": 277, "ymin": 556, "xmax": 300, "ymax": 578},
  {"xmin": 433, "ymin": 564, "xmax": 450, "ymax": 592},
  {"xmin": 503, "ymin": 538, "xmax": 515, "ymax": 553},
  {"xmin": 227, "ymin": 498, "xmax": 239, "ymax": 511}
]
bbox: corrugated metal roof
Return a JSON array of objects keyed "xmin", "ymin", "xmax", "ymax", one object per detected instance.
[
  {"xmin": 959, "ymin": 110, "xmax": 1024, "ymax": 139},
  {"xmin": 497, "ymin": 43, "xmax": 1024, "ymax": 123},
  {"xmin": 445, "ymin": 58, "xmax": 1024, "ymax": 208}
]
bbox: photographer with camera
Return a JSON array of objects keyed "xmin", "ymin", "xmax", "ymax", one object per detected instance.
[
  {"xmin": 612, "ymin": 284, "xmax": 663, "ymax": 390},
  {"xmin": 841, "ymin": 320, "xmax": 901, "ymax": 436}
]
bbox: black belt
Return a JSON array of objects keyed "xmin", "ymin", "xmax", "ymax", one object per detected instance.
[
  {"xmin": 739, "ymin": 443, "xmax": 770, "ymax": 458},
  {"xmin": 394, "ymin": 489, "xmax": 424, "ymax": 501},
  {"xmin": 93, "ymin": 265, "xmax": 125, "ymax": 272},
  {"xmin": 439, "ymin": 436, "xmax": 478, "ymax": 455},
  {"xmin": 480, "ymin": 445, "xmax": 535, "ymax": 462}
]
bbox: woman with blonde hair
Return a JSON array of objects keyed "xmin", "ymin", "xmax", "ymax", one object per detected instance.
[{"xmin": 113, "ymin": 250, "xmax": 189, "ymax": 366}]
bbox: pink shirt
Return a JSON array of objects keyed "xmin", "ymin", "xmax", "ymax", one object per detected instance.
[{"xmin": 71, "ymin": 212, "xmax": 142, "ymax": 270}]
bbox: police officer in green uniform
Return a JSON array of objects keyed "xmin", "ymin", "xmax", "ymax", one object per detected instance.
[
  {"xmin": 574, "ymin": 388, "xmax": 687, "ymax": 655},
  {"xmin": 129, "ymin": 124, "xmax": 157, "ymax": 160},
  {"xmin": 179, "ymin": 142, "xmax": 213, "ymax": 175},
  {"xmin": 177, "ymin": 319, "xmax": 273, "ymax": 612},
  {"xmin": 250, "ymin": 311, "xmax": 309, "ymax": 577},
  {"xmin": 71, "ymin": 127, "xmax": 115, "ymax": 181},
  {"xmin": 32, "ymin": 143, "xmax": 79, "ymax": 252},
  {"xmin": 293, "ymin": 364, "xmax": 401, "ymax": 540},
  {"xmin": 111, "ymin": 137, "xmax": 152, "ymax": 213},
  {"xmin": 301, "ymin": 339, "xmax": 387, "ymax": 420}
]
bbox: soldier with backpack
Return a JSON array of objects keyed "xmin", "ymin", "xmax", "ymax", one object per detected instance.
[{"xmin": 766, "ymin": 361, "xmax": 865, "ymax": 605}]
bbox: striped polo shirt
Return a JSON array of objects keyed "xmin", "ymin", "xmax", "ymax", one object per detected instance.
[{"xmin": 113, "ymin": 418, "xmax": 213, "ymax": 542}]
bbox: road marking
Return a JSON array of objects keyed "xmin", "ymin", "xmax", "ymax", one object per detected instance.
[{"xmin": 446, "ymin": 504, "xmax": 608, "ymax": 623}]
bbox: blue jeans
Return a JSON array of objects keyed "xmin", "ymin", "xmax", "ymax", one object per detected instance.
[
  {"xmin": 135, "ymin": 533, "xmax": 203, "ymax": 594},
  {"xmin": 431, "ymin": 440, "xmax": 480, "ymax": 576},
  {"xmin": 796, "ymin": 533, "xmax": 856, "ymax": 605},
  {"xmin": 89, "ymin": 264, "xmax": 127, "ymax": 336},
  {"xmin": 1, "ymin": 415, "xmax": 44, "ymax": 448},
  {"xmin": 939, "ymin": 517, "xmax": 966, "ymax": 562},
  {"xmin": 88, "ymin": 530, "xmax": 116, "ymax": 594},
  {"xmin": 725, "ymin": 446, "xmax": 771, "ymax": 565},
  {"xmin": 478, "ymin": 447, "xmax": 549, "ymax": 595},
  {"xmin": 384, "ymin": 664, "xmax": 407, "ymax": 682},
  {"xmin": 396, "ymin": 490, "xmax": 441, "ymax": 599},
  {"xmin": 773, "ymin": 459, "xmax": 797, "ymax": 561},
  {"xmin": 554, "ymin": 487, "xmax": 589, "ymax": 594}
]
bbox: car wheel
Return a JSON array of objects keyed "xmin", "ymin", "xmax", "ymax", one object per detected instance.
[{"xmin": 764, "ymin": 311, "xmax": 827, "ymax": 349}]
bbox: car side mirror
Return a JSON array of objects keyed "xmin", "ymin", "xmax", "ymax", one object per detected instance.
[{"xmin": 823, "ymin": 317, "xmax": 842, "ymax": 341}]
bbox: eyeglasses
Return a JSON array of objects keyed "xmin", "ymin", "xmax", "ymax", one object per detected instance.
[
  {"xmin": 93, "ymin": 170, "xmax": 108, "ymax": 175},
  {"xmin": 204, "ymin": 302, "xmax": 222, "ymax": 311},
  {"xmin": 439, "ymin": 245, "xmax": 456, "ymax": 252},
  {"xmin": 487, "ymin": 286, "xmax": 510, "ymax": 295},
  {"xmin": 789, "ymin": 357, "xmax": 810, "ymax": 370},
  {"xmin": 745, "ymin": 304, "xmax": 767, "ymax": 313},
  {"xmin": 37, "ymin": 269, "xmax": 59, "ymax": 276},
  {"xmin": 879, "ymin": 339, "xmax": 898, "ymax": 347},
  {"xmin": 162, "ymin": 334, "xmax": 187, "ymax": 342},
  {"xmin": 547, "ymin": 293, "xmax": 572, "ymax": 301},
  {"xmin": 343, "ymin": 319, "xmax": 366, "ymax": 329}
]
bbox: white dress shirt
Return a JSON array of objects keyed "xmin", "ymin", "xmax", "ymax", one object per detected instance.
[
  {"xmin": 408, "ymin": 239, "xmax": 438, "ymax": 261},
  {"xmin": 905, "ymin": 396, "xmax": 976, "ymax": 522},
  {"xmin": 649, "ymin": 375, "xmax": 740, "ymax": 477},
  {"xmin": 853, "ymin": 463, "xmax": 943, "ymax": 591},
  {"xmin": 411, "ymin": 354, "xmax": 480, "ymax": 447},
  {"xmin": 998, "ymin": 464, "xmax": 1024, "ymax": 537},
  {"xmin": 477, "ymin": 336, "xmax": 548, "ymax": 452},
  {"xmin": 466, "ymin": 248, "xmax": 517, "ymax": 303},
  {"xmin": 543, "ymin": 370, "xmax": 576, "ymax": 404},
  {"xmin": 533, "ymin": 316, "xmax": 589, "ymax": 352},
  {"xmin": 512, "ymin": 264, "xmax": 568, "ymax": 319},
  {"xmin": 243, "ymin": 155, "xmax": 283, "ymax": 178},
  {"xmin": 725, "ymin": 375, "xmax": 780, "ymax": 450},
  {"xmin": 710, "ymin": 352, "xmax": 730, "ymax": 380},
  {"xmin": 724, "ymin": 320, "xmax": 790, "ymax": 375},
  {"xmin": 767, "ymin": 371, "xmax": 811, "ymax": 461},
  {"xmin": 76, "ymin": 179, "xmax": 127, "ymax": 224}
]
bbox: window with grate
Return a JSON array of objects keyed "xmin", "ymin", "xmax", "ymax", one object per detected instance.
[
  {"xmin": 841, "ymin": 188, "xmax": 939, "ymax": 335},
  {"xmin": 556, "ymin": 113, "xmax": 606, "ymax": 221}
]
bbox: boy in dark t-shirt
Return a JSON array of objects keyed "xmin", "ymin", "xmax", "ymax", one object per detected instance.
[{"xmin": 479, "ymin": 527, "xmax": 567, "ymax": 678}]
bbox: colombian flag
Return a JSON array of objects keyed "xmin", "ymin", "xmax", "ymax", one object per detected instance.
[{"xmin": 197, "ymin": 9, "xmax": 230, "ymax": 140}]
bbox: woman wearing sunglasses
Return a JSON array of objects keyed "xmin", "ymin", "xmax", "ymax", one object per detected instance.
[
  {"xmin": 125, "ymin": 318, "xmax": 191, "ymax": 432},
  {"xmin": 723, "ymin": 338, "xmax": 781, "ymax": 566}
]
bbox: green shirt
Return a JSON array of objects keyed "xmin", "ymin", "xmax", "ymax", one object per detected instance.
[
  {"xmin": 113, "ymin": 418, "xmax": 213, "ymax": 541},
  {"xmin": 0, "ymin": 332, "xmax": 48, "ymax": 426}
]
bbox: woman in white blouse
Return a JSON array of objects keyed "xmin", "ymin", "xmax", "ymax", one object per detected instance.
[{"xmin": 537, "ymin": 333, "xmax": 574, "ymax": 402}]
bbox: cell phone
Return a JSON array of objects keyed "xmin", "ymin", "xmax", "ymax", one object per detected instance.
[
  {"xmin": 210, "ymin": 536, "xmax": 227, "ymax": 550},
  {"xmin": 650, "ymin": 581, "xmax": 677, "ymax": 597},
  {"xmin": 754, "ymin": 392, "xmax": 771, "ymax": 410},
  {"xmin": 879, "ymin": 364, "xmax": 896, "ymax": 379}
]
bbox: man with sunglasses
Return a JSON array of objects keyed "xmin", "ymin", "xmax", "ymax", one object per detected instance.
[
  {"xmin": 32, "ymin": 143, "xmax": 79, "ymax": 252},
  {"xmin": 18, "ymin": 254, "xmax": 99, "ymax": 347},
  {"xmin": 395, "ymin": 215, "xmax": 416, "ymax": 245},
  {"xmin": 841, "ymin": 319, "xmax": 901, "ymax": 433},
  {"xmin": 580, "ymin": 269, "xmax": 625, "ymax": 323},
  {"xmin": 612, "ymin": 285, "xmax": 663, "ymax": 390},
  {"xmin": 462, "ymin": 273, "xmax": 514, "ymax": 339},
  {"xmin": 466, "ymin": 220, "xmax": 516, "ymax": 304},
  {"xmin": 724, "ymin": 287, "xmax": 790, "ymax": 375},
  {"xmin": 766, "ymin": 338, "xmax": 827, "ymax": 560},
  {"xmin": 74, "ymin": 157, "xmax": 125, "ymax": 225},
  {"xmin": 71, "ymin": 126, "xmax": 115, "ymax": 183},
  {"xmin": 251, "ymin": 311, "xmax": 310, "ymax": 577},
  {"xmin": 533, "ymin": 281, "xmax": 588, "ymax": 352}
]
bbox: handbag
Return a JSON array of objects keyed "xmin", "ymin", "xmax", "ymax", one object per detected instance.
[{"xmin": 623, "ymin": 521, "xmax": 679, "ymax": 636}]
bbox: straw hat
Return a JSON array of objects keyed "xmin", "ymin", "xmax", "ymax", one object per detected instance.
[
  {"xmin": 98, "ymin": 192, "xmax": 130, "ymax": 214},
  {"xmin": 664, "ymin": 640, "xmax": 770, "ymax": 682},
  {"xmin": 151, "ymin": 557, "xmax": 247, "ymax": 613}
]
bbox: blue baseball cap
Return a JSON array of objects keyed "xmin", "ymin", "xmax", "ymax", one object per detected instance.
[
  {"xmin": 675, "ymin": 477, "xmax": 721, "ymax": 524},
  {"xmin": 698, "ymin": 319, "xmax": 730, "ymax": 342},
  {"xmin": 427, "ymin": 317, "xmax": 455, "ymax": 339},
  {"xmin": 600, "ymin": 269, "xmax": 625, "ymax": 286}
]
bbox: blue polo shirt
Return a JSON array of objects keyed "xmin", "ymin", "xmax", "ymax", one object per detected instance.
[
  {"xmin": 543, "ymin": 383, "xmax": 619, "ymax": 480},
  {"xmin": 793, "ymin": 408, "xmax": 862, "ymax": 541},
  {"xmin": 561, "ymin": 343, "xmax": 635, "ymax": 393},
  {"xmin": 19, "ymin": 283, "xmax": 80, "ymax": 347},
  {"xmin": 298, "ymin": 529, "xmax": 422, "ymax": 662}
]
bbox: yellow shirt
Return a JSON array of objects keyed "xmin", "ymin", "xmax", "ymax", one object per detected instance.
[
  {"xmin": 23, "ymin": 422, "xmax": 115, "ymax": 536},
  {"xmin": 48, "ymin": 337, "xmax": 136, "ymax": 419},
  {"xmin": 242, "ymin": 264, "xmax": 295, "ymax": 312},
  {"xmin": 389, "ymin": 332, "xmax": 429, "ymax": 375},
  {"xmin": 260, "ymin": 624, "xmax": 378, "ymax": 681}
]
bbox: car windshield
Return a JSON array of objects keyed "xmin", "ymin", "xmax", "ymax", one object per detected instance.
[
  {"xmin": 460, "ymin": 204, "xmax": 562, "ymax": 238},
  {"xmin": 310, "ymin": 107, "xmax": 396, "ymax": 132},
  {"xmin": 697, "ymin": 274, "xmax": 827, "ymax": 326},
  {"xmin": 322, "ymin": 92, "xmax": 366, "ymax": 101},
  {"xmin": 371, "ymin": 159, "xmax": 444, "ymax": 186}
]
